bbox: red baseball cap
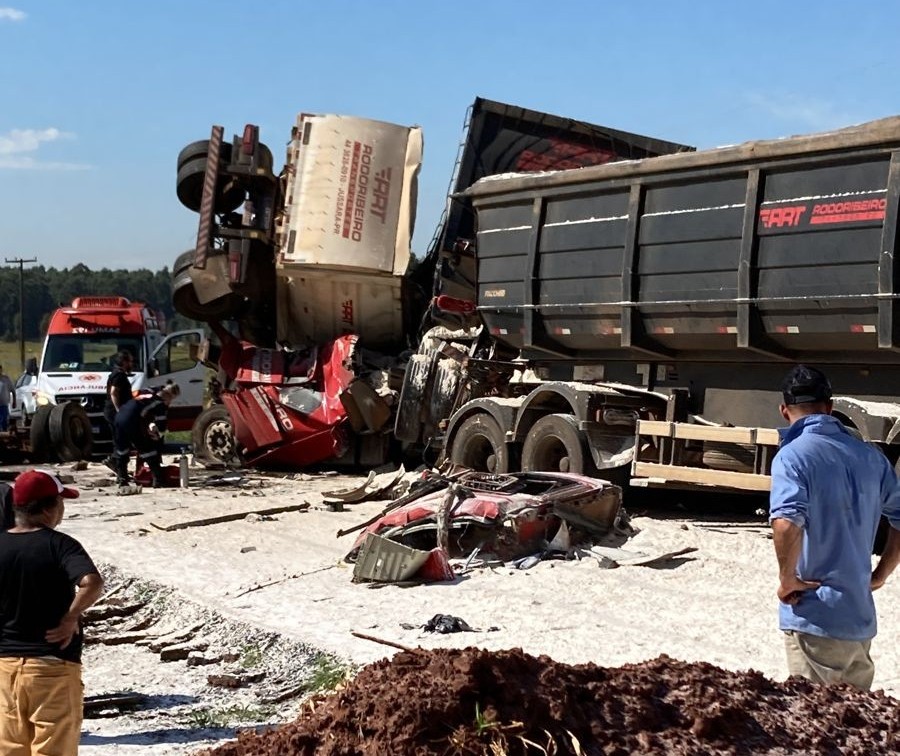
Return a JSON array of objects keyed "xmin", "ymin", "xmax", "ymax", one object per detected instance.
[{"xmin": 12, "ymin": 469, "xmax": 80, "ymax": 507}]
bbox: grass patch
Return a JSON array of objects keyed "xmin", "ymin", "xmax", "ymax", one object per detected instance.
[
  {"xmin": 239, "ymin": 645, "xmax": 264, "ymax": 669},
  {"xmin": 165, "ymin": 430, "xmax": 192, "ymax": 445},
  {"xmin": 304, "ymin": 653, "xmax": 353, "ymax": 693},
  {"xmin": 0, "ymin": 341, "xmax": 42, "ymax": 374},
  {"xmin": 182, "ymin": 703, "xmax": 275, "ymax": 729}
]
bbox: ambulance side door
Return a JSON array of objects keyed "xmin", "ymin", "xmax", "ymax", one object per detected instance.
[{"xmin": 149, "ymin": 330, "xmax": 207, "ymax": 430}]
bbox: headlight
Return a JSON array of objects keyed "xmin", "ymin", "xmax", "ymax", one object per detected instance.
[{"xmin": 36, "ymin": 392, "xmax": 51, "ymax": 406}]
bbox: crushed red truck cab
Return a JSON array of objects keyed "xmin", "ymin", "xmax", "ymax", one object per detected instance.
[{"xmin": 217, "ymin": 336, "xmax": 357, "ymax": 468}]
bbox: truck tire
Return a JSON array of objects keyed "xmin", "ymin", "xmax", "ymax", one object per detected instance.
[
  {"xmin": 49, "ymin": 402, "xmax": 93, "ymax": 462},
  {"xmin": 449, "ymin": 413, "xmax": 509, "ymax": 474},
  {"xmin": 428, "ymin": 358, "xmax": 461, "ymax": 434},
  {"xmin": 702, "ymin": 442, "xmax": 756, "ymax": 473},
  {"xmin": 394, "ymin": 353, "xmax": 435, "ymax": 443},
  {"xmin": 176, "ymin": 140, "xmax": 244, "ymax": 213},
  {"xmin": 172, "ymin": 250, "xmax": 244, "ymax": 322},
  {"xmin": 521, "ymin": 413, "xmax": 595, "ymax": 475},
  {"xmin": 28, "ymin": 405, "xmax": 56, "ymax": 463},
  {"xmin": 192, "ymin": 405, "xmax": 239, "ymax": 468}
]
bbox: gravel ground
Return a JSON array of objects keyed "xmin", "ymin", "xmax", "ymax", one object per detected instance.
[{"xmin": 80, "ymin": 565, "xmax": 353, "ymax": 755}]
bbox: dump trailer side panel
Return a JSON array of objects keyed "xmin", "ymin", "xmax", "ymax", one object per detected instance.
[{"xmin": 469, "ymin": 118, "xmax": 900, "ymax": 365}]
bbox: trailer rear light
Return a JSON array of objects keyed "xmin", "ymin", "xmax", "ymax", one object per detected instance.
[{"xmin": 435, "ymin": 295, "xmax": 476, "ymax": 314}]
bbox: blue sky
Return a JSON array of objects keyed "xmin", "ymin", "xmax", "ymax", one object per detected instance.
[{"xmin": 1, "ymin": 1, "xmax": 898, "ymax": 270}]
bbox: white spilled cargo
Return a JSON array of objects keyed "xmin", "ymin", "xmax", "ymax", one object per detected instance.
[{"xmin": 277, "ymin": 114, "xmax": 423, "ymax": 350}]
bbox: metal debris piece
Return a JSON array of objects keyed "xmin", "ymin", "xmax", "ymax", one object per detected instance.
[
  {"xmin": 352, "ymin": 533, "xmax": 430, "ymax": 583},
  {"xmin": 323, "ymin": 466, "xmax": 406, "ymax": 504}
]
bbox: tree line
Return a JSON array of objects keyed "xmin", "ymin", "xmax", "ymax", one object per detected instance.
[{"xmin": 0, "ymin": 263, "xmax": 198, "ymax": 341}]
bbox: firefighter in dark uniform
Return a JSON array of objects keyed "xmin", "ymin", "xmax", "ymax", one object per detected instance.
[
  {"xmin": 104, "ymin": 350, "xmax": 135, "ymax": 465},
  {"xmin": 113, "ymin": 383, "xmax": 180, "ymax": 487}
]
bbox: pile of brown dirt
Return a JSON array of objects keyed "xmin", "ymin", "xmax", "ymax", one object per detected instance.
[{"xmin": 202, "ymin": 647, "xmax": 900, "ymax": 755}]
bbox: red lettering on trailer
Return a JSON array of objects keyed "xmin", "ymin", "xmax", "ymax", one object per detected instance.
[
  {"xmin": 759, "ymin": 206, "xmax": 807, "ymax": 228},
  {"xmin": 351, "ymin": 146, "xmax": 373, "ymax": 241},
  {"xmin": 370, "ymin": 167, "xmax": 391, "ymax": 223},
  {"xmin": 809, "ymin": 198, "xmax": 886, "ymax": 225},
  {"xmin": 341, "ymin": 142, "xmax": 363, "ymax": 239}
]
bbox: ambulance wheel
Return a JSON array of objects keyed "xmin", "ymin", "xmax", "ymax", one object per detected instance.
[
  {"xmin": 49, "ymin": 402, "xmax": 93, "ymax": 462},
  {"xmin": 28, "ymin": 405, "xmax": 56, "ymax": 463},
  {"xmin": 192, "ymin": 404, "xmax": 239, "ymax": 467}
]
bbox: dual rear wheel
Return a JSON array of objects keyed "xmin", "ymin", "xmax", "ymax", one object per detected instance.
[
  {"xmin": 29, "ymin": 403, "xmax": 93, "ymax": 463},
  {"xmin": 449, "ymin": 412, "xmax": 595, "ymax": 475}
]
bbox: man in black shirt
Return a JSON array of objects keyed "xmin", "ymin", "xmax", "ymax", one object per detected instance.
[
  {"xmin": 0, "ymin": 469, "xmax": 104, "ymax": 755},
  {"xmin": 104, "ymin": 350, "xmax": 135, "ymax": 481}
]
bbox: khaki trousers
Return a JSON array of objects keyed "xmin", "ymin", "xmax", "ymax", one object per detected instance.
[
  {"xmin": 784, "ymin": 630, "xmax": 875, "ymax": 690},
  {"xmin": 0, "ymin": 657, "xmax": 83, "ymax": 756}
]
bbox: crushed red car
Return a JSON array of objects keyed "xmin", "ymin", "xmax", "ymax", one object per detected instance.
[{"xmin": 346, "ymin": 470, "xmax": 623, "ymax": 582}]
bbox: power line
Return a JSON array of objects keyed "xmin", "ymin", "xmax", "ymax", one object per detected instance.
[{"xmin": 5, "ymin": 257, "xmax": 37, "ymax": 371}]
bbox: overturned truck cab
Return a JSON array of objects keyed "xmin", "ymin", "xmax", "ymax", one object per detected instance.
[{"xmin": 176, "ymin": 114, "xmax": 422, "ymax": 468}]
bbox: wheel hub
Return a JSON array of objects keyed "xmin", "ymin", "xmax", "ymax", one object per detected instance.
[{"xmin": 206, "ymin": 420, "xmax": 235, "ymax": 461}]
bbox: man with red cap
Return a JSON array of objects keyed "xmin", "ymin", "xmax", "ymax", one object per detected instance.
[{"xmin": 0, "ymin": 470, "xmax": 104, "ymax": 755}]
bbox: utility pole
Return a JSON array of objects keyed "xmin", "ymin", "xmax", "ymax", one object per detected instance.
[{"xmin": 5, "ymin": 257, "xmax": 37, "ymax": 371}]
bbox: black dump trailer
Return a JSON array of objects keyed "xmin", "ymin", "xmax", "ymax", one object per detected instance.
[
  {"xmin": 435, "ymin": 117, "xmax": 900, "ymax": 491},
  {"xmin": 419, "ymin": 97, "xmax": 693, "ymax": 332}
]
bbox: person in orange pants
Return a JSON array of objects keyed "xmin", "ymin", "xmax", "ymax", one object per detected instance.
[{"xmin": 0, "ymin": 470, "xmax": 104, "ymax": 755}]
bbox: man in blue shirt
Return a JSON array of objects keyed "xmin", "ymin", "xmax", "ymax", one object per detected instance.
[{"xmin": 770, "ymin": 365, "xmax": 900, "ymax": 689}]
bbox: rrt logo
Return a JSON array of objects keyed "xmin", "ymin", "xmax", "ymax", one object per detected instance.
[{"xmin": 759, "ymin": 205, "xmax": 808, "ymax": 229}]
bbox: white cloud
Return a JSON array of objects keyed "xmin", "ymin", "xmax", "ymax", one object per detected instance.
[
  {"xmin": 0, "ymin": 156, "xmax": 91, "ymax": 170},
  {"xmin": 745, "ymin": 93, "xmax": 853, "ymax": 132},
  {"xmin": 0, "ymin": 128, "xmax": 92, "ymax": 171},
  {"xmin": 0, "ymin": 127, "xmax": 70, "ymax": 155},
  {"xmin": 0, "ymin": 7, "xmax": 26, "ymax": 21}
]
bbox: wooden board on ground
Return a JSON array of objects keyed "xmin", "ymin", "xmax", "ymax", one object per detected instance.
[{"xmin": 150, "ymin": 503, "xmax": 310, "ymax": 532}]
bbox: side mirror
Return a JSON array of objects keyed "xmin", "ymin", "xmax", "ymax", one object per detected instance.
[{"xmin": 148, "ymin": 358, "xmax": 160, "ymax": 378}]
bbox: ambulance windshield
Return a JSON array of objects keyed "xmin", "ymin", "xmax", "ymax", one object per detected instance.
[{"xmin": 42, "ymin": 335, "xmax": 143, "ymax": 373}]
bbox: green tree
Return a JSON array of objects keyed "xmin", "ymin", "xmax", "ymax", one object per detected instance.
[{"xmin": 0, "ymin": 263, "xmax": 201, "ymax": 341}]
